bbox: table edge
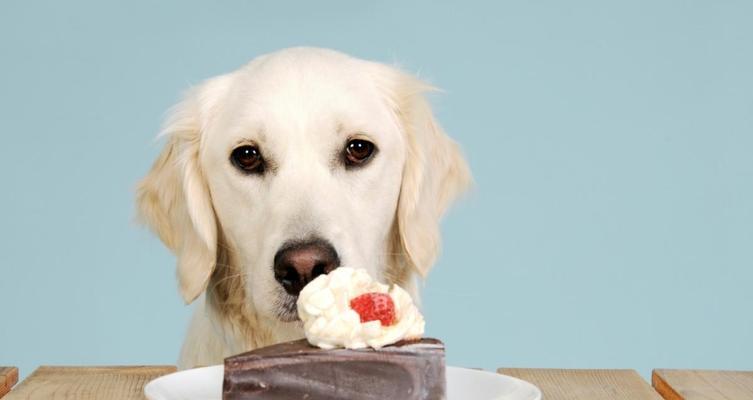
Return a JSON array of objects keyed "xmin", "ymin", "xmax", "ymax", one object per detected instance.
[
  {"xmin": 0, "ymin": 367, "xmax": 19, "ymax": 399},
  {"xmin": 651, "ymin": 370, "xmax": 683, "ymax": 400}
]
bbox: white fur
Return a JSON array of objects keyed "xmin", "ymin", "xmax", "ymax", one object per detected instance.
[{"xmin": 136, "ymin": 47, "xmax": 471, "ymax": 369}]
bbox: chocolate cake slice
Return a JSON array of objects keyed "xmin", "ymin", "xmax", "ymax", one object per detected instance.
[{"xmin": 223, "ymin": 338, "xmax": 445, "ymax": 400}]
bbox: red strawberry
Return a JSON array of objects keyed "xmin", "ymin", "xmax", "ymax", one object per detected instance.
[{"xmin": 349, "ymin": 292, "xmax": 396, "ymax": 326}]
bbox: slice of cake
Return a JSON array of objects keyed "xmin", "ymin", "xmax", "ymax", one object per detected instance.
[
  {"xmin": 223, "ymin": 338, "xmax": 445, "ymax": 399},
  {"xmin": 222, "ymin": 267, "xmax": 445, "ymax": 399}
]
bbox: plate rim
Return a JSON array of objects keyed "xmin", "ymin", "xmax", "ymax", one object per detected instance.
[{"xmin": 144, "ymin": 364, "xmax": 542, "ymax": 400}]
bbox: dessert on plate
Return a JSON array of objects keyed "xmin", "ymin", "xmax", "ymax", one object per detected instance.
[{"xmin": 223, "ymin": 267, "xmax": 446, "ymax": 399}]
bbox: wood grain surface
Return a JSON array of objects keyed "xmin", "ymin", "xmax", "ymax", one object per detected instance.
[
  {"xmin": 3, "ymin": 366, "xmax": 176, "ymax": 400},
  {"xmin": 499, "ymin": 368, "xmax": 664, "ymax": 400},
  {"xmin": 0, "ymin": 367, "xmax": 18, "ymax": 398},
  {"xmin": 653, "ymin": 369, "xmax": 753, "ymax": 400},
  {"xmin": 6, "ymin": 364, "xmax": 752, "ymax": 399}
]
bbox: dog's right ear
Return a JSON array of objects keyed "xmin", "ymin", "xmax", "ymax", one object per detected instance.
[{"xmin": 136, "ymin": 76, "xmax": 230, "ymax": 304}]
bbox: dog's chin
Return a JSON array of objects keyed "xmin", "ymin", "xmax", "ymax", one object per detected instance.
[{"xmin": 275, "ymin": 294, "xmax": 301, "ymax": 322}]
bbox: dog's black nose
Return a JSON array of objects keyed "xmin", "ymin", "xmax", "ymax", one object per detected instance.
[{"xmin": 273, "ymin": 239, "xmax": 340, "ymax": 295}]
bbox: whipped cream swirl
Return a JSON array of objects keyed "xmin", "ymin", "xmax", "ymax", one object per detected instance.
[{"xmin": 297, "ymin": 267, "xmax": 425, "ymax": 349}]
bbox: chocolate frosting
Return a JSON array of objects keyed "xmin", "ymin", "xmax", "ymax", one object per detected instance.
[{"xmin": 223, "ymin": 338, "xmax": 445, "ymax": 400}]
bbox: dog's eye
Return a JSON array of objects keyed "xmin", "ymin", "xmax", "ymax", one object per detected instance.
[
  {"xmin": 344, "ymin": 139, "xmax": 376, "ymax": 167},
  {"xmin": 231, "ymin": 145, "xmax": 265, "ymax": 174}
]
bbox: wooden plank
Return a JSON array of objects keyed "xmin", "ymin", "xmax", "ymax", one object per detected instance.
[
  {"xmin": 4, "ymin": 366, "xmax": 176, "ymax": 400},
  {"xmin": 499, "ymin": 368, "xmax": 664, "ymax": 400},
  {"xmin": 653, "ymin": 369, "xmax": 753, "ymax": 400},
  {"xmin": 0, "ymin": 367, "xmax": 19, "ymax": 398}
]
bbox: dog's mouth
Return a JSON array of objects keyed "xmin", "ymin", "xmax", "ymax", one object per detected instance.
[{"xmin": 275, "ymin": 294, "xmax": 301, "ymax": 322}]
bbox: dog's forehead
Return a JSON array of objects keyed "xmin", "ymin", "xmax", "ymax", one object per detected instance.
[
  {"xmin": 198, "ymin": 48, "xmax": 406, "ymax": 168},
  {"xmin": 245, "ymin": 52, "xmax": 380, "ymax": 113},
  {"xmin": 242, "ymin": 48, "xmax": 373, "ymax": 92},
  {"xmin": 221, "ymin": 49, "xmax": 393, "ymax": 135}
]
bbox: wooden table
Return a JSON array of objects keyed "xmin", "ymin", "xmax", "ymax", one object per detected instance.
[
  {"xmin": 0, "ymin": 368, "xmax": 18, "ymax": 398},
  {"xmin": 652, "ymin": 369, "xmax": 753, "ymax": 400},
  {"xmin": 3, "ymin": 366, "xmax": 174, "ymax": 400},
  {"xmin": 2, "ymin": 365, "xmax": 752, "ymax": 399},
  {"xmin": 500, "ymin": 368, "xmax": 664, "ymax": 399}
]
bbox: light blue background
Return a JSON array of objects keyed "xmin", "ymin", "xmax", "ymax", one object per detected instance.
[{"xmin": 1, "ymin": 0, "xmax": 751, "ymax": 382}]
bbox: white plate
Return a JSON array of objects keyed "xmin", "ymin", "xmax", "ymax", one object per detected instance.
[{"xmin": 144, "ymin": 365, "xmax": 541, "ymax": 400}]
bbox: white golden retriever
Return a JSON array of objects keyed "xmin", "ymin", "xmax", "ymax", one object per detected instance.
[{"xmin": 136, "ymin": 47, "xmax": 471, "ymax": 369}]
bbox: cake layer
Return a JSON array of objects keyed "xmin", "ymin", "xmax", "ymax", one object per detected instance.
[{"xmin": 223, "ymin": 338, "xmax": 445, "ymax": 400}]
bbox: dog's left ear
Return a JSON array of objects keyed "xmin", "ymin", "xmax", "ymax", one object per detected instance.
[
  {"xmin": 136, "ymin": 76, "xmax": 230, "ymax": 304},
  {"xmin": 377, "ymin": 66, "xmax": 473, "ymax": 278}
]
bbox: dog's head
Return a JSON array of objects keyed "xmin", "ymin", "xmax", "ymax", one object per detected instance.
[{"xmin": 136, "ymin": 48, "xmax": 470, "ymax": 323}]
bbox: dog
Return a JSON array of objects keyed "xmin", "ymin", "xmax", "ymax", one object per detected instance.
[{"xmin": 136, "ymin": 47, "xmax": 471, "ymax": 369}]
